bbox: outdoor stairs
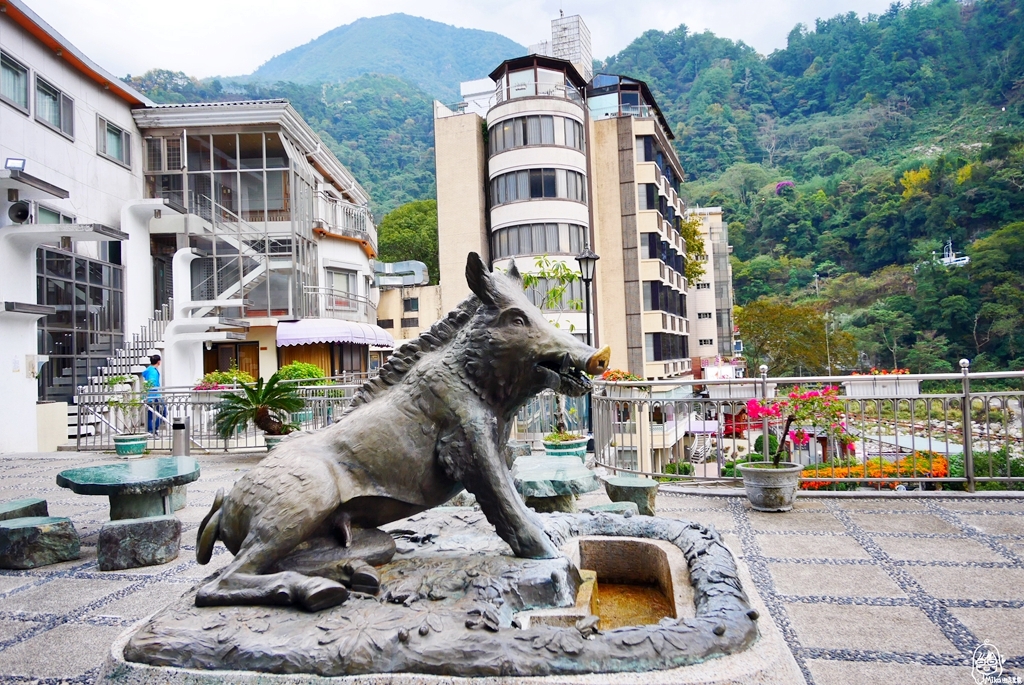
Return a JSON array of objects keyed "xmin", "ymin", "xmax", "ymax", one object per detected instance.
[{"xmin": 67, "ymin": 303, "xmax": 173, "ymax": 440}]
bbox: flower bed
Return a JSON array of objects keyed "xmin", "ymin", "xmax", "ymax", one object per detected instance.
[{"xmin": 800, "ymin": 453, "xmax": 949, "ymax": 490}]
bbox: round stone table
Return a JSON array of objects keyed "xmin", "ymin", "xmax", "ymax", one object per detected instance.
[
  {"xmin": 56, "ymin": 457, "xmax": 201, "ymax": 520},
  {"xmin": 512, "ymin": 455, "xmax": 600, "ymax": 513},
  {"xmin": 603, "ymin": 475, "xmax": 659, "ymax": 516}
]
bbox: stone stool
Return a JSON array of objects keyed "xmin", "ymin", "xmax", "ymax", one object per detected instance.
[
  {"xmin": 98, "ymin": 515, "xmax": 181, "ymax": 571},
  {"xmin": 583, "ymin": 501, "xmax": 640, "ymax": 516},
  {"xmin": 0, "ymin": 516, "xmax": 80, "ymax": 569},
  {"xmin": 0, "ymin": 498, "xmax": 49, "ymax": 521},
  {"xmin": 603, "ymin": 476, "xmax": 659, "ymax": 516}
]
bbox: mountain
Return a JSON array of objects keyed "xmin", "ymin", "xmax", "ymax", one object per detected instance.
[{"xmin": 247, "ymin": 13, "xmax": 525, "ymax": 102}]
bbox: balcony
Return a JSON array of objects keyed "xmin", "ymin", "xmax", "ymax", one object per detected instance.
[
  {"xmin": 303, "ymin": 286, "xmax": 376, "ymax": 324},
  {"xmin": 494, "ymin": 80, "xmax": 585, "ymax": 106},
  {"xmin": 313, "ymin": 193, "xmax": 377, "ymax": 256}
]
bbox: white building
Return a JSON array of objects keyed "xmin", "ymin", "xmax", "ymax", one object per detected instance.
[{"xmin": 0, "ymin": 0, "xmax": 386, "ymax": 453}]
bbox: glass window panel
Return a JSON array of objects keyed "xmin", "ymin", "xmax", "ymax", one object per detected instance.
[
  {"xmin": 517, "ymin": 170, "xmax": 529, "ymax": 200},
  {"xmin": 519, "ymin": 224, "xmax": 532, "ymax": 254},
  {"xmin": 213, "ymin": 134, "xmax": 238, "ymax": 170},
  {"xmin": 36, "ymin": 79, "xmax": 60, "ymax": 127},
  {"xmin": 187, "ymin": 135, "xmax": 211, "ymax": 171},
  {"xmin": 621, "ymin": 91, "xmax": 640, "ymax": 107},
  {"xmin": 145, "ymin": 138, "xmax": 162, "ymax": 172},
  {"xmin": 215, "ymin": 172, "xmax": 238, "ymax": 214},
  {"xmin": 508, "ymin": 69, "xmax": 535, "ymax": 98},
  {"xmin": 240, "ymin": 172, "xmax": 265, "ymax": 222},
  {"xmin": 508, "ymin": 226, "xmax": 518, "ymax": 255},
  {"xmin": 556, "ymin": 169, "xmax": 567, "ymax": 198},
  {"xmin": 569, "ymin": 224, "xmax": 581, "ymax": 254},
  {"xmin": 540, "ymin": 116, "xmax": 555, "ymax": 144},
  {"xmin": 166, "ymin": 137, "xmax": 182, "ymax": 170},
  {"xmin": 588, "ymin": 92, "xmax": 618, "ymax": 119},
  {"xmin": 547, "ymin": 224, "xmax": 559, "ymax": 252},
  {"xmin": 533, "ymin": 224, "xmax": 546, "ymax": 253},
  {"xmin": 537, "ymin": 68, "xmax": 563, "ymax": 97},
  {"xmin": 266, "ymin": 170, "xmax": 290, "ymax": 218},
  {"xmin": 499, "ymin": 230, "xmax": 508, "ymax": 257},
  {"xmin": 60, "ymin": 94, "xmax": 74, "ymax": 137},
  {"xmin": 542, "ymin": 169, "xmax": 556, "ymax": 197},
  {"xmin": 146, "ymin": 173, "xmax": 184, "ymax": 205},
  {"xmin": 501, "ymin": 120, "xmax": 513, "ymax": 150},
  {"xmin": 527, "ymin": 116, "xmax": 541, "ymax": 145},
  {"xmin": 265, "ymin": 133, "xmax": 288, "ymax": 168},
  {"xmin": 105, "ymin": 123, "xmax": 123, "ymax": 161},
  {"xmin": 239, "ymin": 133, "xmax": 263, "ymax": 169},
  {"xmin": 44, "ymin": 253, "xmax": 71, "ymax": 279},
  {"xmin": 513, "ymin": 118, "xmax": 524, "ymax": 147},
  {"xmin": 37, "ymin": 207, "xmax": 60, "ymax": 224},
  {"xmin": 529, "ymin": 169, "xmax": 542, "ymax": 199},
  {"xmin": 1, "ymin": 53, "xmax": 29, "ymax": 109},
  {"xmin": 89, "ymin": 262, "xmax": 103, "ymax": 285}
]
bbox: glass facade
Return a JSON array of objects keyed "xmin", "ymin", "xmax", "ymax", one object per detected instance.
[
  {"xmin": 36, "ymin": 248, "xmax": 124, "ymax": 402},
  {"xmin": 490, "ymin": 168, "xmax": 586, "ymax": 206},
  {"xmin": 488, "ymin": 115, "xmax": 584, "ymax": 155}
]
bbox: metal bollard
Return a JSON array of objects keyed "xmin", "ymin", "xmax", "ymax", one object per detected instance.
[{"xmin": 171, "ymin": 417, "xmax": 190, "ymax": 457}]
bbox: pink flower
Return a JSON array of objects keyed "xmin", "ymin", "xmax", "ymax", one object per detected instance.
[{"xmin": 790, "ymin": 429, "xmax": 811, "ymax": 446}]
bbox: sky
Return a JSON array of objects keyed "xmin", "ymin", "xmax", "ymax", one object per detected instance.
[{"xmin": 27, "ymin": 0, "xmax": 899, "ymax": 79}]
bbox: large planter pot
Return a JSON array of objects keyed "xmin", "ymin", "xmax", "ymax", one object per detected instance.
[
  {"xmin": 707, "ymin": 382, "xmax": 777, "ymax": 400},
  {"xmin": 604, "ymin": 385, "xmax": 650, "ymax": 399},
  {"xmin": 264, "ymin": 434, "xmax": 287, "ymax": 451},
  {"xmin": 737, "ymin": 461, "xmax": 803, "ymax": 512},
  {"xmin": 112, "ymin": 434, "xmax": 148, "ymax": 458},
  {"xmin": 543, "ymin": 437, "xmax": 588, "ymax": 461},
  {"xmin": 843, "ymin": 378, "xmax": 920, "ymax": 397}
]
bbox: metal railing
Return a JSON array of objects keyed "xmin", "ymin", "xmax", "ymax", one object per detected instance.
[
  {"xmin": 514, "ymin": 390, "xmax": 589, "ymax": 445},
  {"xmin": 593, "ymin": 363, "xmax": 1024, "ymax": 492},
  {"xmin": 495, "ymin": 80, "xmax": 585, "ymax": 106},
  {"xmin": 302, "ymin": 286, "xmax": 376, "ymax": 322},
  {"xmin": 76, "ymin": 380, "xmax": 365, "ymax": 452},
  {"xmin": 314, "ymin": 192, "xmax": 376, "ymax": 253}
]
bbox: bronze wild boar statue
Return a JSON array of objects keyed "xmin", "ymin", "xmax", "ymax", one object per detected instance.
[{"xmin": 194, "ymin": 253, "xmax": 610, "ymax": 610}]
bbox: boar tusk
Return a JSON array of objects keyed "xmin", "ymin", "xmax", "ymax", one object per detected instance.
[{"xmin": 586, "ymin": 346, "xmax": 611, "ymax": 375}]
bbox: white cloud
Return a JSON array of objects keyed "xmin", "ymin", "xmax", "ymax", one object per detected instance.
[{"xmin": 26, "ymin": 0, "xmax": 899, "ymax": 79}]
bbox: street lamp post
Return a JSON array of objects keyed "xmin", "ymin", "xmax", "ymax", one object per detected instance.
[{"xmin": 576, "ymin": 248, "xmax": 600, "ymax": 435}]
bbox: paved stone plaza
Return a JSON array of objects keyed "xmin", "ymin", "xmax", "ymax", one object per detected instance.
[{"xmin": 0, "ymin": 451, "xmax": 1021, "ymax": 684}]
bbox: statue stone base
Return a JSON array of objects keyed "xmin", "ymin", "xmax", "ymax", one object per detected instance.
[{"xmin": 104, "ymin": 509, "xmax": 803, "ymax": 682}]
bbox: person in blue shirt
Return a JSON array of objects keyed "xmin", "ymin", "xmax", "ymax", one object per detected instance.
[{"xmin": 141, "ymin": 355, "xmax": 164, "ymax": 434}]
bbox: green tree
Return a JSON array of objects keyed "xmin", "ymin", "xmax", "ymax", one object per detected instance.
[
  {"xmin": 736, "ymin": 297, "xmax": 855, "ymax": 375},
  {"xmin": 376, "ymin": 200, "xmax": 439, "ymax": 284}
]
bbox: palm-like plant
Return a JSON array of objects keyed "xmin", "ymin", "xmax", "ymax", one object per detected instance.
[{"xmin": 214, "ymin": 373, "xmax": 304, "ymax": 438}]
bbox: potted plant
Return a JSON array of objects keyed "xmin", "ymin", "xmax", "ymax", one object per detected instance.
[
  {"xmin": 738, "ymin": 385, "xmax": 855, "ymax": 511},
  {"xmin": 274, "ymin": 361, "xmax": 328, "ymax": 425},
  {"xmin": 106, "ymin": 375, "xmax": 149, "ymax": 457},
  {"xmin": 214, "ymin": 372, "xmax": 304, "ymax": 450},
  {"xmin": 542, "ymin": 427, "xmax": 589, "ymax": 461},
  {"xmin": 599, "ymin": 368, "xmax": 650, "ymax": 398}
]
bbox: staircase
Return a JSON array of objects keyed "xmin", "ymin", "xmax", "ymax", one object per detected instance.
[{"xmin": 68, "ymin": 302, "xmax": 173, "ymax": 441}]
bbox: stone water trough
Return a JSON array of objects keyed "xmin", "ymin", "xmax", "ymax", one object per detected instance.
[{"xmin": 100, "ymin": 508, "xmax": 802, "ymax": 684}]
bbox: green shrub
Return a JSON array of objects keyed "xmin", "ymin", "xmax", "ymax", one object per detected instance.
[
  {"xmin": 753, "ymin": 434, "xmax": 779, "ymax": 457},
  {"xmin": 948, "ymin": 449, "xmax": 1024, "ymax": 491},
  {"xmin": 276, "ymin": 361, "xmax": 327, "ymax": 385},
  {"xmin": 199, "ymin": 367, "xmax": 255, "ymax": 386},
  {"xmin": 657, "ymin": 461, "xmax": 694, "ymax": 482}
]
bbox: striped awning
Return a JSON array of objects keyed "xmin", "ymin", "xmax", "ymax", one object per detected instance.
[{"xmin": 277, "ymin": 319, "xmax": 394, "ymax": 348}]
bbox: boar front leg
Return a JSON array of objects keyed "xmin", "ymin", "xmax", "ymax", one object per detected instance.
[{"xmin": 440, "ymin": 419, "xmax": 559, "ymax": 559}]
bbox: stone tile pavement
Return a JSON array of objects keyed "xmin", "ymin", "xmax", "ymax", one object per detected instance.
[{"xmin": 0, "ymin": 450, "xmax": 1020, "ymax": 684}]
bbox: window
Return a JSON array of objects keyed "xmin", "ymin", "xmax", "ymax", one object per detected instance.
[
  {"xmin": 489, "ymin": 115, "xmax": 581, "ymax": 155},
  {"xmin": 378, "ymin": 319, "xmax": 394, "ymax": 329},
  {"xmin": 698, "ymin": 312, "xmax": 713, "ymax": 320},
  {"xmin": 401, "ymin": 317, "xmax": 420, "ymax": 328},
  {"xmin": 98, "ymin": 116, "xmax": 131, "ymax": 167},
  {"xmin": 1, "ymin": 52, "xmax": 29, "ymax": 112},
  {"xmin": 36, "ymin": 205, "xmax": 74, "ymax": 225},
  {"xmin": 490, "ymin": 168, "xmax": 586, "ymax": 206},
  {"xmin": 696, "ymin": 282, "xmax": 711, "ymax": 290},
  {"xmin": 403, "ymin": 298, "xmax": 419, "ymax": 313},
  {"xmin": 35, "ymin": 77, "xmax": 73, "ymax": 138},
  {"xmin": 699, "ymin": 339, "xmax": 714, "ymax": 346},
  {"xmin": 326, "ymin": 269, "xmax": 356, "ymax": 312},
  {"xmin": 490, "ymin": 223, "xmax": 587, "ymax": 258}
]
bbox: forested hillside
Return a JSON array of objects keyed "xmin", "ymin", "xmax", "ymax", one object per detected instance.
[
  {"xmin": 127, "ymin": 0, "xmax": 1024, "ymax": 371},
  {"xmin": 599, "ymin": 0, "xmax": 1024, "ymax": 372},
  {"xmin": 247, "ymin": 14, "xmax": 524, "ymax": 103}
]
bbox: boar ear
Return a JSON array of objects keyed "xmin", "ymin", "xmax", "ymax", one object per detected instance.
[
  {"xmin": 506, "ymin": 260, "xmax": 522, "ymax": 285},
  {"xmin": 465, "ymin": 252, "xmax": 496, "ymax": 306}
]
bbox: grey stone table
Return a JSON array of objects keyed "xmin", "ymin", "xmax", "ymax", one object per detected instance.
[
  {"xmin": 603, "ymin": 475, "xmax": 659, "ymax": 516},
  {"xmin": 56, "ymin": 457, "xmax": 201, "ymax": 520},
  {"xmin": 511, "ymin": 455, "xmax": 600, "ymax": 512}
]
